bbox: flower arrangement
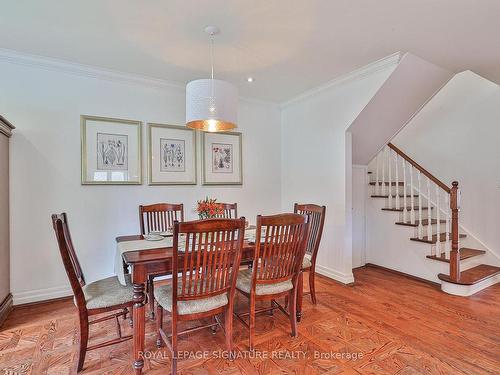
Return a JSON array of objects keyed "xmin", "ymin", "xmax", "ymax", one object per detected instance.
[{"xmin": 196, "ymin": 197, "xmax": 224, "ymax": 219}]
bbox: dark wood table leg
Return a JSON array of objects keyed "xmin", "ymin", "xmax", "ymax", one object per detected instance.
[
  {"xmin": 296, "ymin": 271, "xmax": 303, "ymax": 322},
  {"xmin": 132, "ymin": 265, "xmax": 146, "ymax": 375}
]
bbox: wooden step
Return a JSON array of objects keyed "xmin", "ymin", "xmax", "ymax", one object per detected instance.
[
  {"xmin": 410, "ymin": 233, "xmax": 466, "ymax": 244},
  {"xmin": 427, "ymin": 248, "xmax": 486, "ymax": 263},
  {"xmin": 382, "ymin": 206, "xmax": 433, "ymax": 212},
  {"xmin": 371, "ymin": 194, "xmax": 418, "ymax": 198},
  {"xmin": 395, "ymin": 219, "xmax": 446, "ymax": 227},
  {"xmin": 438, "ymin": 264, "xmax": 500, "ymax": 285},
  {"xmin": 369, "ymin": 181, "xmax": 405, "ymax": 186}
]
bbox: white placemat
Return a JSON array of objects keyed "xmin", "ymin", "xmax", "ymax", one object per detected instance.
[
  {"xmin": 115, "ymin": 236, "xmax": 179, "ymax": 285},
  {"xmin": 116, "ymin": 228, "xmax": 259, "ymax": 285}
]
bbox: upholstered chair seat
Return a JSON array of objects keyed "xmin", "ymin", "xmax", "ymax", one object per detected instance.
[
  {"xmin": 154, "ymin": 281, "xmax": 229, "ymax": 315},
  {"xmin": 236, "ymin": 269, "xmax": 293, "ymax": 296},
  {"xmin": 82, "ymin": 275, "xmax": 134, "ymax": 309},
  {"xmin": 302, "ymin": 257, "xmax": 312, "ymax": 269}
]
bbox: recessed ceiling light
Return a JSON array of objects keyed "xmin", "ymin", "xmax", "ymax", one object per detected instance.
[{"xmin": 247, "ymin": 77, "xmax": 254, "ymax": 83}]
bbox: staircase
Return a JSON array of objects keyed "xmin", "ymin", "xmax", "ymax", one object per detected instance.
[{"xmin": 367, "ymin": 143, "xmax": 500, "ymax": 295}]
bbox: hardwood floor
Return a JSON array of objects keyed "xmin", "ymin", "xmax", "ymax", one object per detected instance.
[{"xmin": 1, "ymin": 267, "xmax": 499, "ymax": 374}]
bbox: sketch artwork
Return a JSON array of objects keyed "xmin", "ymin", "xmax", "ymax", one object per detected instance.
[
  {"xmin": 212, "ymin": 143, "xmax": 233, "ymax": 173},
  {"xmin": 97, "ymin": 133, "xmax": 128, "ymax": 170},
  {"xmin": 160, "ymin": 138, "xmax": 185, "ymax": 172}
]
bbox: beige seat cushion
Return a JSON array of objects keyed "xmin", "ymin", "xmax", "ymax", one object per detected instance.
[
  {"xmin": 82, "ymin": 275, "xmax": 134, "ymax": 310},
  {"xmin": 154, "ymin": 282, "xmax": 228, "ymax": 315},
  {"xmin": 302, "ymin": 257, "xmax": 312, "ymax": 269},
  {"xmin": 236, "ymin": 269, "xmax": 293, "ymax": 296}
]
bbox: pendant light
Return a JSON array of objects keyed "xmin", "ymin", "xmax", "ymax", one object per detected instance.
[{"xmin": 186, "ymin": 26, "xmax": 238, "ymax": 132}]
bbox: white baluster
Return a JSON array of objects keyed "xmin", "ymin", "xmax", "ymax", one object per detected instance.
[
  {"xmin": 410, "ymin": 165, "xmax": 415, "ymax": 224},
  {"xmin": 418, "ymin": 171, "xmax": 423, "ymax": 239},
  {"xmin": 375, "ymin": 152, "xmax": 380, "ymax": 195},
  {"xmin": 402, "ymin": 159, "xmax": 407, "ymax": 223},
  {"xmin": 435, "ymin": 185, "xmax": 441, "ymax": 258},
  {"xmin": 382, "ymin": 147, "xmax": 386, "ymax": 196},
  {"xmin": 427, "ymin": 177, "xmax": 432, "ymax": 240},
  {"xmin": 445, "ymin": 193, "xmax": 451, "ymax": 259},
  {"xmin": 388, "ymin": 149, "xmax": 393, "ymax": 208},
  {"xmin": 395, "ymin": 154, "xmax": 400, "ymax": 210}
]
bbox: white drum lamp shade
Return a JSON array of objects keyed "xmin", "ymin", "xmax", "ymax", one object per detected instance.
[{"xmin": 186, "ymin": 78, "xmax": 238, "ymax": 132}]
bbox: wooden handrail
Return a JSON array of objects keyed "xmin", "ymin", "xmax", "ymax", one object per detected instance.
[
  {"xmin": 376, "ymin": 143, "xmax": 460, "ymax": 283},
  {"xmin": 388, "ymin": 143, "xmax": 451, "ymax": 194}
]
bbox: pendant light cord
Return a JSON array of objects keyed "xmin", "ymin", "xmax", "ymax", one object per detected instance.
[
  {"xmin": 209, "ymin": 34, "xmax": 215, "ymax": 108},
  {"xmin": 210, "ymin": 35, "xmax": 215, "ymax": 80}
]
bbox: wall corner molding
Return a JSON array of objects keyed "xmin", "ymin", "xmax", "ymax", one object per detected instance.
[
  {"xmin": 0, "ymin": 293, "xmax": 13, "ymax": 327},
  {"xmin": 280, "ymin": 52, "xmax": 403, "ymax": 108},
  {"xmin": 0, "ymin": 115, "xmax": 15, "ymax": 137},
  {"xmin": 315, "ymin": 264, "xmax": 355, "ymax": 284}
]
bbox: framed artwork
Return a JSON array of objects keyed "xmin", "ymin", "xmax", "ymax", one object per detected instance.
[
  {"xmin": 148, "ymin": 123, "xmax": 197, "ymax": 185},
  {"xmin": 202, "ymin": 131, "xmax": 242, "ymax": 185},
  {"xmin": 81, "ymin": 115, "xmax": 142, "ymax": 185}
]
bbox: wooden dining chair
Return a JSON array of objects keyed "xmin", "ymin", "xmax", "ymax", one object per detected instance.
[
  {"xmin": 139, "ymin": 203, "xmax": 184, "ymax": 235},
  {"xmin": 217, "ymin": 202, "xmax": 238, "ymax": 218},
  {"xmin": 139, "ymin": 203, "xmax": 184, "ymax": 318},
  {"xmin": 294, "ymin": 203, "xmax": 326, "ymax": 304},
  {"xmin": 155, "ymin": 218, "xmax": 246, "ymax": 374},
  {"xmin": 51, "ymin": 213, "xmax": 133, "ymax": 373},
  {"xmin": 234, "ymin": 213, "xmax": 309, "ymax": 350}
]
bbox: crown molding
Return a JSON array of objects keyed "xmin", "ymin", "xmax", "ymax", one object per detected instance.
[
  {"xmin": 281, "ymin": 52, "xmax": 403, "ymax": 108},
  {"xmin": 0, "ymin": 48, "xmax": 279, "ymax": 107},
  {"xmin": 0, "ymin": 48, "xmax": 186, "ymax": 91},
  {"xmin": 0, "ymin": 115, "xmax": 15, "ymax": 137},
  {"xmin": 0, "ymin": 48, "xmax": 400, "ymax": 108}
]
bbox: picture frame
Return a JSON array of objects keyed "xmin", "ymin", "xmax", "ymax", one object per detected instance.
[
  {"xmin": 81, "ymin": 115, "xmax": 142, "ymax": 185},
  {"xmin": 147, "ymin": 123, "xmax": 197, "ymax": 185},
  {"xmin": 201, "ymin": 131, "xmax": 242, "ymax": 185}
]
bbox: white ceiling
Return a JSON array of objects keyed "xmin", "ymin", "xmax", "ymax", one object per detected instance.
[{"xmin": 1, "ymin": 0, "xmax": 499, "ymax": 102}]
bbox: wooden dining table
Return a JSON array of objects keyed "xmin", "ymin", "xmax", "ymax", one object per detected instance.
[{"xmin": 116, "ymin": 234, "xmax": 305, "ymax": 375}]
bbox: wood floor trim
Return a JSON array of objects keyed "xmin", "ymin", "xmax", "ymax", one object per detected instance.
[
  {"xmin": 0, "ymin": 293, "xmax": 13, "ymax": 327},
  {"xmin": 364, "ymin": 263, "xmax": 440, "ymax": 287}
]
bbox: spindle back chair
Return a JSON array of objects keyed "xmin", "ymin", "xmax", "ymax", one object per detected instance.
[
  {"xmin": 155, "ymin": 218, "xmax": 246, "ymax": 374},
  {"xmin": 294, "ymin": 203, "xmax": 326, "ymax": 304}
]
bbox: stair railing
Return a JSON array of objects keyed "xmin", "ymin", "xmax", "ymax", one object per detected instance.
[{"xmin": 371, "ymin": 143, "xmax": 461, "ymax": 282}]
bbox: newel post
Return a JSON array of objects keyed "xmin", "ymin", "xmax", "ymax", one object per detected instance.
[{"xmin": 450, "ymin": 181, "xmax": 460, "ymax": 281}]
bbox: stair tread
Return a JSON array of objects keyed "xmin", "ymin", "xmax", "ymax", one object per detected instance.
[
  {"xmin": 369, "ymin": 181, "xmax": 405, "ymax": 186},
  {"xmin": 410, "ymin": 233, "xmax": 466, "ymax": 244},
  {"xmin": 427, "ymin": 248, "xmax": 486, "ymax": 263},
  {"xmin": 438, "ymin": 264, "xmax": 500, "ymax": 285},
  {"xmin": 371, "ymin": 194, "xmax": 418, "ymax": 198},
  {"xmin": 396, "ymin": 219, "xmax": 446, "ymax": 227},
  {"xmin": 382, "ymin": 206, "xmax": 432, "ymax": 212}
]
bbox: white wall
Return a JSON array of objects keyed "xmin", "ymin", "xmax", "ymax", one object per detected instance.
[
  {"xmin": 280, "ymin": 64, "xmax": 396, "ymax": 283},
  {"xmin": 351, "ymin": 165, "xmax": 367, "ymax": 268},
  {"xmin": 1, "ymin": 57, "xmax": 281, "ymax": 304},
  {"xmin": 393, "ymin": 71, "xmax": 500, "ymax": 259}
]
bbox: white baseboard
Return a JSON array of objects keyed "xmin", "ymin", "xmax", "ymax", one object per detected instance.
[
  {"xmin": 13, "ymin": 285, "xmax": 73, "ymax": 305},
  {"xmin": 11, "ymin": 266, "xmax": 355, "ymax": 306},
  {"xmin": 440, "ymin": 273, "xmax": 500, "ymax": 296},
  {"xmin": 315, "ymin": 264, "xmax": 355, "ymax": 284}
]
